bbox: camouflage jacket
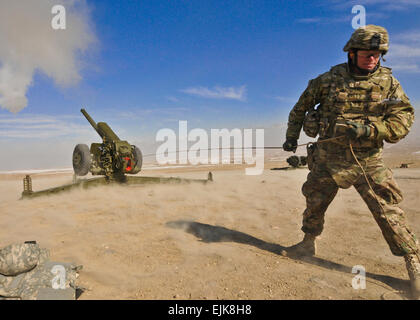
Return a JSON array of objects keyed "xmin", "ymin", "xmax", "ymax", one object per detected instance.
[{"xmin": 286, "ymin": 63, "xmax": 414, "ymax": 149}]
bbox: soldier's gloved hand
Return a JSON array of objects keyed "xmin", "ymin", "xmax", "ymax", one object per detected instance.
[
  {"xmin": 283, "ymin": 138, "xmax": 298, "ymax": 152},
  {"xmin": 345, "ymin": 121, "xmax": 371, "ymax": 140}
]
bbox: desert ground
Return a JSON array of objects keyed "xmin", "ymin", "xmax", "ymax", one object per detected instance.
[{"xmin": 0, "ymin": 150, "xmax": 420, "ymax": 300}]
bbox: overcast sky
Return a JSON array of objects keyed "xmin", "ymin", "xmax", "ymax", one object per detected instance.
[{"xmin": 0, "ymin": 0, "xmax": 419, "ymax": 170}]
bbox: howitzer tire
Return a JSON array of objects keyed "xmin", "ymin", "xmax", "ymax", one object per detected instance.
[
  {"xmin": 73, "ymin": 144, "xmax": 91, "ymax": 176},
  {"xmin": 287, "ymin": 155, "xmax": 300, "ymax": 168},
  {"xmin": 130, "ymin": 145, "xmax": 143, "ymax": 174}
]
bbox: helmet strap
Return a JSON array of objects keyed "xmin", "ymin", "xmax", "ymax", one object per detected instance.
[{"xmin": 381, "ymin": 53, "xmax": 386, "ymax": 62}]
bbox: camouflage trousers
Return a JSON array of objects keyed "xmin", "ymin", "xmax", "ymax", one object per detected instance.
[{"xmin": 301, "ymin": 158, "xmax": 419, "ymax": 256}]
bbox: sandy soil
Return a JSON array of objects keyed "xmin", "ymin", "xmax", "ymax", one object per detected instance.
[{"xmin": 0, "ymin": 154, "xmax": 420, "ymax": 300}]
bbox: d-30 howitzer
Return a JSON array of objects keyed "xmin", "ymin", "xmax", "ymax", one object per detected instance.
[
  {"xmin": 74, "ymin": 109, "xmax": 143, "ymax": 181},
  {"xmin": 21, "ymin": 109, "xmax": 212, "ymax": 199}
]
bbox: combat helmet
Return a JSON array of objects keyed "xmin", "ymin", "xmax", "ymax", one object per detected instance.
[{"xmin": 343, "ymin": 25, "xmax": 389, "ymax": 54}]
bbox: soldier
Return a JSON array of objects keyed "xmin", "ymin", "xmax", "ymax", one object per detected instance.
[{"xmin": 282, "ymin": 25, "xmax": 420, "ymax": 299}]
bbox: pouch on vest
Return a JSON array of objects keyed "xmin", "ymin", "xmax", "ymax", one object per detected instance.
[{"xmin": 303, "ymin": 109, "xmax": 320, "ymax": 138}]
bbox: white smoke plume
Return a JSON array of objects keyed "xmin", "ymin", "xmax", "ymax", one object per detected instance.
[{"xmin": 0, "ymin": 0, "xmax": 96, "ymax": 113}]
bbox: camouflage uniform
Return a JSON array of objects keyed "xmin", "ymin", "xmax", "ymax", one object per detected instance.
[{"xmin": 285, "ymin": 26, "xmax": 419, "ymax": 258}]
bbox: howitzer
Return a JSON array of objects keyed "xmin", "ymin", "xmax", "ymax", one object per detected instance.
[
  {"xmin": 21, "ymin": 108, "xmax": 212, "ymax": 199},
  {"xmin": 73, "ymin": 109, "xmax": 143, "ymax": 181},
  {"xmin": 400, "ymin": 162, "xmax": 414, "ymax": 168}
]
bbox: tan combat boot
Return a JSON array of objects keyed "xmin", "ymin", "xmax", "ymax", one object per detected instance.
[
  {"xmin": 404, "ymin": 253, "xmax": 420, "ymax": 300},
  {"xmin": 281, "ymin": 233, "xmax": 317, "ymax": 257}
]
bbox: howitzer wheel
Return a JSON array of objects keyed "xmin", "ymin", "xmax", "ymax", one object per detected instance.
[
  {"xmin": 287, "ymin": 156, "xmax": 300, "ymax": 168},
  {"xmin": 129, "ymin": 145, "xmax": 143, "ymax": 174},
  {"xmin": 73, "ymin": 144, "xmax": 91, "ymax": 176}
]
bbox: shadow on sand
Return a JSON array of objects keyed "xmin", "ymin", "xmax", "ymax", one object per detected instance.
[{"xmin": 166, "ymin": 220, "xmax": 410, "ymax": 299}]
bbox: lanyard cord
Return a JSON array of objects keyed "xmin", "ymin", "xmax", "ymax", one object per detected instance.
[{"xmin": 142, "ymin": 136, "xmax": 346, "ymax": 158}]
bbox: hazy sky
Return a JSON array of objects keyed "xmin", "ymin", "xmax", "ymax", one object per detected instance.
[{"xmin": 0, "ymin": 0, "xmax": 420, "ymax": 170}]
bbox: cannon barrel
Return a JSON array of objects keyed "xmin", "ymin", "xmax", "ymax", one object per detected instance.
[
  {"xmin": 81, "ymin": 108, "xmax": 99, "ymax": 132},
  {"xmin": 81, "ymin": 108, "xmax": 120, "ymax": 142}
]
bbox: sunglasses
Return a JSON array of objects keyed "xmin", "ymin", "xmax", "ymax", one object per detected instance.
[{"xmin": 357, "ymin": 52, "xmax": 381, "ymax": 59}]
